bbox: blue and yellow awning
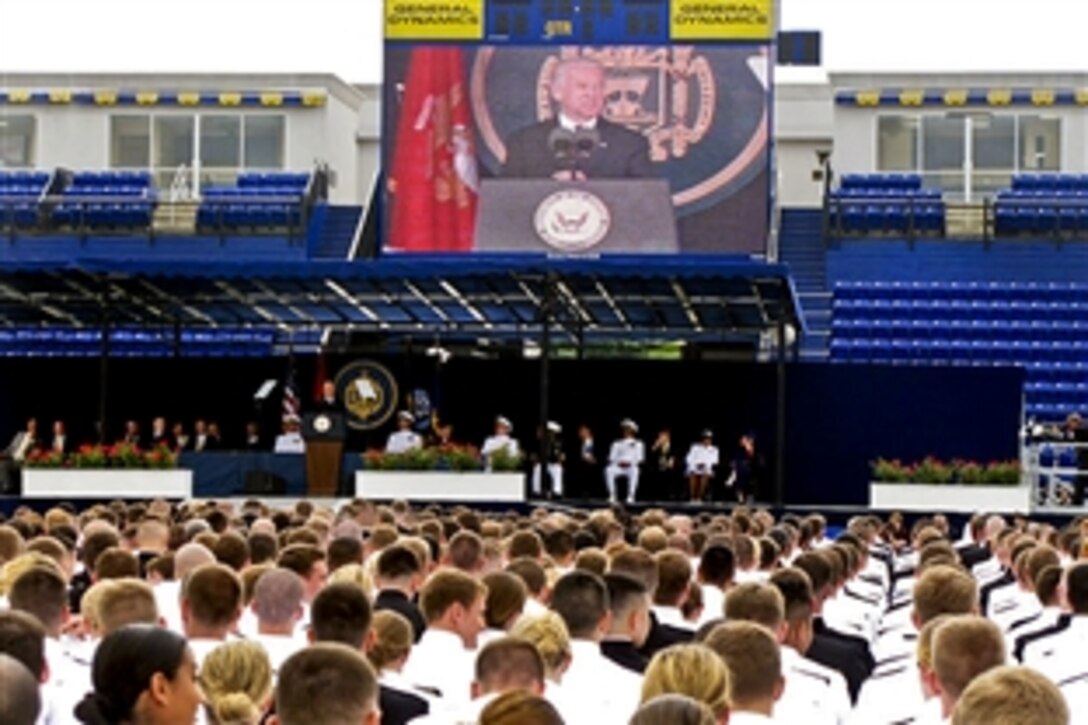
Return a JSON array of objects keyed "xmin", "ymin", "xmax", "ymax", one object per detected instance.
[
  {"xmin": 0, "ymin": 89, "xmax": 327, "ymax": 108},
  {"xmin": 836, "ymin": 88, "xmax": 1088, "ymax": 108}
]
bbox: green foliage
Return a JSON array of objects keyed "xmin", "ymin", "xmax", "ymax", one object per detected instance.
[{"xmin": 871, "ymin": 457, "xmax": 1020, "ymax": 486}]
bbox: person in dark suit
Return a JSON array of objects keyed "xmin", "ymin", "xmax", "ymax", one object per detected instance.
[
  {"xmin": 309, "ymin": 582, "xmax": 429, "ymax": 725},
  {"xmin": 373, "ymin": 545, "xmax": 427, "ymax": 642},
  {"xmin": 315, "ymin": 380, "xmax": 339, "ymax": 413},
  {"xmin": 502, "ymin": 58, "xmax": 653, "ymax": 180},
  {"xmin": 49, "ymin": 420, "xmax": 69, "ymax": 455},
  {"xmin": 601, "ymin": 573, "xmax": 652, "ymax": 674}
]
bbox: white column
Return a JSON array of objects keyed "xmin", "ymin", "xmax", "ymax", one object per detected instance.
[
  {"xmin": 192, "ymin": 114, "xmax": 202, "ymax": 198},
  {"xmin": 963, "ymin": 115, "xmax": 974, "ymax": 203}
]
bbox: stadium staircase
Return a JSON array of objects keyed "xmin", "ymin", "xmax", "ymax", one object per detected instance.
[
  {"xmin": 309, "ymin": 204, "xmax": 363, "ymax": 259},
  {"xmin": 778, "ymin": 208, "xmax": 831, "ymax": 361},
  {"xmin": 152, "ymin": 201, "xmax": 199, "ymax": 235}
]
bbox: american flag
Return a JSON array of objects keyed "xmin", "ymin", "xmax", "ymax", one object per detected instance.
[{"xmin": 282, "ymin": 369, "xmax": 300, "ymax": 421}]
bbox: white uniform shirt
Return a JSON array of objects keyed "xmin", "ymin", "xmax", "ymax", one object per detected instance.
[
  {"xmin": 253, "ymin": 632, "xmax": 306, "ymax": 677},
  {"xmin": 699, "ymin": 583, "xmax": 726, "ymax": 625},
  {"xmin": 685, "ymin": 443, "xmax": 719, "ymax": 475},
  {"xmin": 153, "ymin": 580, "xmax": 182, "ymax": 633},
  {"xmin": 780, "ymin": 645, "xmax": 851, "ymax": 725},
  {"xmin": 273, "ymin": 432, "xmax": 305, "ymax": 454},
  {"xmin": 1025, "ymin": 616, "xmax": 1088, "ymax": 681},
  {"xmin": 608, "ymin": 438, "xmax": 644, "ymax": 468},
  {"xmin": 551, "ymin": 640, "xmax": 642, "ymax": 722},
  {"xmin": 852, "ymin": 660, "xmax": 926, "ymax": 725},
  {"xmin": 386, "ymin": 430, "xmax": 423, "ymax": 454},
  {"xmin": 481, "ymin": 435, "xmax": 519, "ymax": 471},
  {"xmin": 401, "ymin": 628, "xmax": 477, "ymax": 704}
]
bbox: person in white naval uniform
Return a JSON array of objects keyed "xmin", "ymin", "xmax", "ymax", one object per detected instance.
[
  {"xmin": 685, "ymin": 429, "xmax": 719, "ymax": 502},
  {"xmin": 385, "ymin": 411, "xmax": 423, "ymax": 454},
  {"xmin": 606, "ymin": 419, "xmax": 645, "ymax": 503},
  {"xmin": 481, "ymin": 416, "xmax": 519, "ymax": 471}
]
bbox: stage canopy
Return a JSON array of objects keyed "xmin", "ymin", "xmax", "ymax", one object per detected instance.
[{"xmin": 0, "ymin": 255, "xmax": 803, "ymax": 351}]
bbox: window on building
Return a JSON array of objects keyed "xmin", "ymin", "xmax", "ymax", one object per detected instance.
[
  {"xmin": 877, "ymin": 116, "xmax": 918, "ymax": 171},
  {"xmin": 921, "ymin": 116, "xmax": 965, "ymax": 172},
  {"xmin": 109, "ymin": 115, "xmax": 151, "ymax": 168},
  {"xmin": 154, "ymin": 115, "xmax": 195, "ymax": 169},
  {"xmin": 110, "ymin": 113, "xmax": 286, "ymax": 176},
  {"xmin": 244, "ymin": 116, "xmax": 285, "ymax": 168},
  {"xmin": 200, "ymin": 115, "xmax": 242, "ymax": 168},
  {"xmin": 1019, "ymin": 115, "xmax": 1061, "ymax": 171},
  {"xmin": 0, "ymin": 115, "xmax": 37, "ymax": 168}
]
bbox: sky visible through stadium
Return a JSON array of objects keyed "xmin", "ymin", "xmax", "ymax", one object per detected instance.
[{"xmin": 0, "ymin": 0, "xmax": 1085, "ymax": 82}]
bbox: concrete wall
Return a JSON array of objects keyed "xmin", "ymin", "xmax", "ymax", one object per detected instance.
[{"xmin": 774, "ymin": 68, "xmax": 834, "ymax": 208}]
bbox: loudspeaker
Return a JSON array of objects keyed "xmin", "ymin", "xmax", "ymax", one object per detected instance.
[{"xmin": 242, "ymin": 470, "xmax": 286, "ymax": 496}]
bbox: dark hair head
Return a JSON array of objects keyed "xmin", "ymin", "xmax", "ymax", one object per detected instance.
[
  {"xmin": 79, "ymin": 531, "xmax": 120, "ymax": 569},
  {"xmin": 550, "ymin": 570, "xmax": 609, "ymax": 639},
  {"xmin": 377, "ymin": 545, "xmax": 422, "ymax": 581},
  {"xmin": 310, "ymin": 582, "xmax": 373, "ymax": 649},
  {"xmin": 211, "ymin": 532, "xmax": 249, "ymax": 572},
  {"xmin": 0, "ymin": 611, "xmax": 46, "ymax": 679},
  {"xmin": 9, "ymin": 566, "xmax": 68, "ymax": 632},
  {"xmin": 0, "ymin": 653, "xmax": 40, "ymax": 725},
  {"xmin": 247, "ymin": 532, "xmax": 279, "ymax": 566},
  {"xmin": 506, "ymin": 557, "xmax": 547, "ymax": 596},
  {"xmin": 327, "ymin": 536, "xmax": 364, "ymax": 573},
  {"xmin": 1065, "ymin": 563, "xmax": 1088, "ymax": 613},
  {"xmin": 792, "ymin": 552, "xmax": 832, "ymax": 594},
  {"xmin": 74, "ymin": 625, "xmax": 189, "ymax": 725},
  {"xmin": 604, "ymin": 573, "xmax": 649, "ymax": 618},
  {"xmin": 474, "ymin": 637, "xmax": 546, "ymax": 693}
]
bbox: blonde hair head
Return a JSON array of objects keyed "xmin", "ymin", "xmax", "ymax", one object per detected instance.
[
  {"xmin": 509, "ymin": 611, "xmax": 572, "ymax": 679},
  {"xmin": 0, "ymin": 552, "xmax": 63, "ymax": 595},
  {"xmin": 329, "ymin": 563, "xmax": 374, "ymax": 599},
  {"xmin": 367, "ymin": 610, "xmax": 414, "ymax": 672},
  {"xmin": 641, "ymin": 644, "xmax": 731, "ymax": 717},
  {"xmin": 200, "ymin": 640, "xmax": 273, "ymax": 725},
  {"xmin": 952, "ymin": 665, "xmax": 1068, "ymax": 725}
]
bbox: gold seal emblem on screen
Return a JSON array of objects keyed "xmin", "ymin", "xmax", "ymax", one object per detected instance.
[
  {"xmin": 334, "ymin": 361, "xmax": 400, "ymax": 431},
  {"xmin": 473, "ymin": 46, "xmax": 715, "ymax": 166},
  {"xmin": 534, "ymin": 189, "xmax": 612, "ymax": 252}
]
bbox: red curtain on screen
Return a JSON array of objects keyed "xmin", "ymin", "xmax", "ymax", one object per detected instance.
[{"xmin": 388, "ymin": 47, "xmax": 479, "ymax": 252}]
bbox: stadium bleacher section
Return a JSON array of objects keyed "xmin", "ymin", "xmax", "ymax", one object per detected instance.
[
  {"xmin": 830, "ymin": 280, "xmax": 1088, "ymax": 421},
  {"xmin": 0, "ymin": 170, "xmax": 50, "ymax": 230},
  {"xmin": 995, "ymin": 174, "xmax": 1088, "ymax": 237},
  {"xmin": 828, "ymin": 173, "xmax": 946, "ymax": 236},
  {"xmin": 197, "ymin": 171, "xmax": 310, "ymax": 231},
  {"xmin": 52, "ymin": 170, "xmax": 156, "ymax": 230}
]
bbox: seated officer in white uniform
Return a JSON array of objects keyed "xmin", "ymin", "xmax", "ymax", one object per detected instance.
[
  {"xmin": 685, "ymin": 429, "xmax": 719, "ymax": 502},
  {"xmin": 606, "ymin": 419, "xmax": 645, "ymax": 504},
  {"xmin": 481, "ymin": 416, "xmax": 519, "ymax": 470},
  {"xmin": 385, "ymin": 411, "xmax": 423, "ymax": 454},
  {"xmin": 273, "ymin": 415, "xmax": 304, "ymax": 454}
]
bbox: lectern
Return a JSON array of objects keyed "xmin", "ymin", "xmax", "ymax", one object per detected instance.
[
  {"xmin": 302, "ymin": 412, "xmax": 346, "ymax": 497},
  {"xmin": 474, "ymin": 179, "xmax": 678, "ymax": 254}
]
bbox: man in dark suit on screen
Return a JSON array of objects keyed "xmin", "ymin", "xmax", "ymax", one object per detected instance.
[{"xmin": 501, "ymin": 58, "xmax": 653, "ymax": 180}]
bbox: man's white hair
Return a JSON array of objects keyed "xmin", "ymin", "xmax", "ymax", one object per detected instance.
[{"xmin": 552, "ymin": 57, "xmax": 605, "ymax": 90}]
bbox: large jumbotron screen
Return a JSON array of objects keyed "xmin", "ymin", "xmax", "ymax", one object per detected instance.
[{"xmin": 382, "ymin": 0, "xmax": 775, "ymax": 255}]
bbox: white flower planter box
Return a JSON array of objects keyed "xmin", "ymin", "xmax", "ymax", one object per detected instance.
[
  {"xmin": 22, "ymin": 469, "xmax": 193, "ymax": 499},
  {"xmin": 869, "ymin": 482, "xmax": 1032, "ymax": 513},
  {"xmin": 355, "ymin": 471, "xmax": 524, "ymax": 503}
]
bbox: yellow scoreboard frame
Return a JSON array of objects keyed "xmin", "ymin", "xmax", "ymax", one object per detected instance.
[
  {"xmin": 670, "ymin": 1, "xmax": 775, "ymax": 41},
  {"xmin": 385, "ymin": 0, "xmax": 486, "ymax": 41},
  {"xmin": 384, "ymin": 0, "xmax": 775, "ymax": 43}
]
